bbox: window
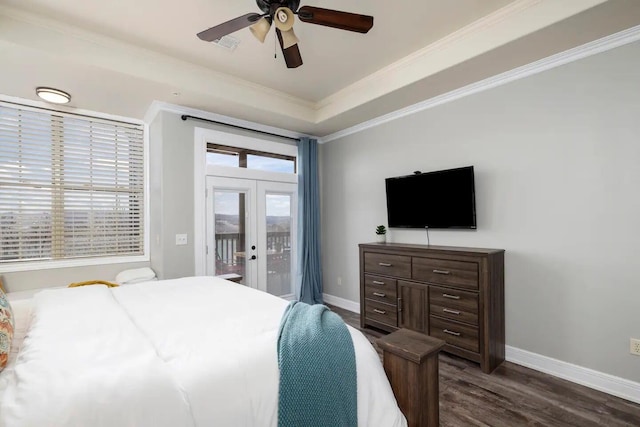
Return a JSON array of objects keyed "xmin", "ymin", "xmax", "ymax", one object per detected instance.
[
  {"xmin": 207, "ymin": 144, "xmax": 296, "ymax": 174},
  {"xmin": 0, "ymin": 102, "xmax": 145, "ymax": 267}
]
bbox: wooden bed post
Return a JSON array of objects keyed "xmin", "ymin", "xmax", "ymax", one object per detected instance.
[{"xmin": 377, "ymin": 329, "xmax": 445, "ymax": 427}]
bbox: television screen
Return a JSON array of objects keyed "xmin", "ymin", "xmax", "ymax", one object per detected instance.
[{"xmin": 385, "ymin": 166, "xmax": 476, "ymax": 229}]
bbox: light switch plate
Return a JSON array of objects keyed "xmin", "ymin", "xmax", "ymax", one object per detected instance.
[{"xmin": 175, "ymin": 234, "xmax": 188, "ymax": 246}]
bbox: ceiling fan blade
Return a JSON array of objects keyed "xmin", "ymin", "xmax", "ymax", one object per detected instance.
[
  {"xmin": 197, "ymin": 13, "xmax": 262, "ymax": 42},
  {"xmin": 276, "ymin": 28, "xmax": 303, "ymax": 69},
  {"xmin": 297, "ymin": 6, "xmax": 373, "ymax": 33}
]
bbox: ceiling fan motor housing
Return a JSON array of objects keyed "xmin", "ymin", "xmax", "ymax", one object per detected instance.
[{"xmin": 256, "ymin": 0, "xmax": 301, "ymax": 14}]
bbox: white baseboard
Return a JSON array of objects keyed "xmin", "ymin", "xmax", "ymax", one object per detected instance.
[
  {"xmin": 507, "ymin": 346, "xmax": 640, "ymax": 404},
  {"xmin": 323, "ymin": 293, "xmax": 360, "ymax": 314},
  {"xmin": 323, "ymin": 293, "xmax": 640, "ymax": 404}
]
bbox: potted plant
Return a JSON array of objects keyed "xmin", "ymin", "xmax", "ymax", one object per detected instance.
[{"xmin": 375, "ymin": 225, "xmax": 387, "ymax": 243}]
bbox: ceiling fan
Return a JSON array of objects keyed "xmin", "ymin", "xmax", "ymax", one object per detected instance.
[{"xmin": 196, "ymin": 0, "xmax": 374, "ymax": 69}]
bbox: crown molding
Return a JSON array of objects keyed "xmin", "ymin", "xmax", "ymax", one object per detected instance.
[
  {"xmin": 0, "ymin": 5, "xmax": 315, "ymax": 120},
  {"xmin": 315, "ymin": 0, "xmax": 607, "ymax": 123},
  {"xmin": 316, "ymin": 0, "xmax": 542, "ymax": 110},
  {"xmin": 145, "ymin": 100, "xmax": 317, "ymax": 141},
  {"xmin": 320, "ymin": 23, "xmax": 640, "ymax": 143},
  {"xmin": 0, "ymin": 1, "xmax": 609, "ymax": 130}
]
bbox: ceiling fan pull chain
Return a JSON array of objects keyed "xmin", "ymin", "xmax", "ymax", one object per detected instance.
[{"xmin": 274, "ymin": 31, "xmax": 277, "ymax": 59}]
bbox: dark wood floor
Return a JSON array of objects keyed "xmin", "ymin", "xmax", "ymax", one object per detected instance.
[{"xmin": 328, "ymin": 305, "xmax": 640, "ymax": 427}]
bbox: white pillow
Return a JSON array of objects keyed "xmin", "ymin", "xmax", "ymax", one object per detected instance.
[
  {"xmin": 121, "ymin": 277, "xmax": 158, "ymax": 285},
  {"xmin": 115, "ymin": 267, "xmax": 157, "ymax": 285}
]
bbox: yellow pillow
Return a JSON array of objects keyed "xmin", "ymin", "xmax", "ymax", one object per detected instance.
[{"xmin": 68, "ymin": 280, "xmax": 119, "ymax": 288}]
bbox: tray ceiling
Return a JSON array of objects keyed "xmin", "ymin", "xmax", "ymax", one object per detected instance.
[{"xmin": 0, "ymin": 0, "xmax": 637, "ymax": 136}]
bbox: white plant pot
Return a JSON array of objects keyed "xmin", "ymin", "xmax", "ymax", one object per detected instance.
[{"xmin": 376, "ymin": 234, "xmax": 386, "ymax": 243}]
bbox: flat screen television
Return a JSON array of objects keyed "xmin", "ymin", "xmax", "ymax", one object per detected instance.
[{"xmin": 385, "ymin": 166, "xmax": 476, "ymax": 229}]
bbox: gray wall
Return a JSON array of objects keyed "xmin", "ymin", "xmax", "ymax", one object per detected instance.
[
  {"xmin": 321, "ymin": 41, "xmax": 640, "ymax": 382},
  {"xmin": 148, "ymin": 112, "xmax": 165, "ymax": 279},
  {"xmin": 149, "ymin": 111, "xmax": 196, "ymax": 280}
]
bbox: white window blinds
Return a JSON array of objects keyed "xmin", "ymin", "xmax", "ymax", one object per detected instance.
[{"xmin": 0, "ymin": 102, "xmax": 145, "ymax": 264}]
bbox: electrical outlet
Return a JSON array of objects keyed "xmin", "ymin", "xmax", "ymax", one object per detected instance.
[
  {"xmin": 175, "ymin": 234, "xmax": 188, "ymax": 246},
  {"xmin": 337, "ymin": 277, "xmax": 342, "ymax": 286},
  {"xmin": 631, "ymin": 338, "xmax": 640, "ymax": 356}
]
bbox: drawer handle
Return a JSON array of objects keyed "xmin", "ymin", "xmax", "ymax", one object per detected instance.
[
  {"xmin": 379, "ymin": 262, "xmax": 392, "ymax": 267},
  {"xmin": 433, "ymin": 269, "xmax": 450, "ymax": 275},
  {"xmin": 443, "ymin": 308, "xmax": 461, "ymax": 315},
  {"xmin": 373, "ymin": 308, "xmax": 387, "ymax": 315},
  {"xmin": 443, "ymin": 293, "xmax": 460, "ymax": 300},
  {"xmin": 372, "ymin": 292, "xmax": 386, "ymax": 298},
  {"xmin": 372, "ymin": 280, "xmax": 386, "ymax": 285},
  {"xmin": 443, "ymin": 329, "xmax": 461, "ymax": 337}
]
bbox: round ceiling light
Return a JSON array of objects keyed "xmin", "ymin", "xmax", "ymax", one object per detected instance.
[{"xmin": 35, "ymin": 87, "xmax": 71, "ymax": 104}]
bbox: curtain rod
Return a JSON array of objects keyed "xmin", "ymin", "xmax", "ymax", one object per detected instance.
[{"xmin": 180, "ymin": 115, "xmax": 300, "ymax": 142}]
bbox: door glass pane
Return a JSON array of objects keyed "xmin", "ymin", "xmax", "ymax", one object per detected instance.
[
  {"xmin": 265, "ymin": 193, "xmax": 292, "ymax": 296},
  {"xmin": 213, "ymin": 191, "xmax": 247, "ymax": 284}
]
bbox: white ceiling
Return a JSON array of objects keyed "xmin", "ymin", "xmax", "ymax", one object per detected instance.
[{"xmin": 0, "ymin": 0, "xmax": 638, "ymax": 136}]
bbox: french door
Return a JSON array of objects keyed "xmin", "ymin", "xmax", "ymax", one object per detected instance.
[{"xmin": 205, "ymin": 176, "xmax": 297, "ymax": 298}]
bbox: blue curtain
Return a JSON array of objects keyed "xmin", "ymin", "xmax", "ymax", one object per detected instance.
[{"xmin": 296, "ymin": 137, "xmax": 323, "ymax": 304}]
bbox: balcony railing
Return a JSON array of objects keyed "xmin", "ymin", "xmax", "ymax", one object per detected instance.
[{"xmin": 215, "ymin": 231, "xmax": 291, "ymax": 266}]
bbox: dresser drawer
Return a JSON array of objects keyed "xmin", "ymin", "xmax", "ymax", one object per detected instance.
[
  {"xmin": 364, "ymin": 274, "xmax": 397, "ymax": 292},
  {"xmin": 429, "ymin": 316, "xmax": 479, "ymax": 353},
  {"xmin": 364, "ymin": 276, "xmax": 397, "ymax": 304},
  {"xmin": 413, "ymin": 258, "xmax": 479, "ymax": 290},
  {"xmin": 364, "ymin": 252, "xmax": 411, "ymax": 278},
  {"xmin": 364, "ymin": 299, "xmax": 398, "ymax": 327},
  {"xmin": 430, "ymin": 304, "xmax": 478, "ymax": 325},
  {"xmin": 430, "ymin": 286, "xmax": 478, "ymax": 313}
]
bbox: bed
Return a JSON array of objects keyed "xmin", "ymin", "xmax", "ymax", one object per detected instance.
[{"xmin": 0, "ymin": 276, "xmax": 407, "ymax": 427}]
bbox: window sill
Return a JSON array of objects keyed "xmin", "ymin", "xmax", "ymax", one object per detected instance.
[{"xmin": 0, "ymin": 255, "xmax": 150, "ymax": 273}]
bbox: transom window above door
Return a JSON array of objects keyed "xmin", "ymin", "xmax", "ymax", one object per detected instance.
[{"xmin": 207, "ymin": 144, "xmax": 297, "ymax": 174}]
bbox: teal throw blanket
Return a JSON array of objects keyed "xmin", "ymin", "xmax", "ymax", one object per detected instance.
[{"xmin": 277, "ymin": 301, "xmax": 357, "ymax": 427}]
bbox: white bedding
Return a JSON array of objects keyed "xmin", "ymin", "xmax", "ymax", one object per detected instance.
[{"xmin": 0, "ymin": 277, "xmax": 406, "ymax": 427}]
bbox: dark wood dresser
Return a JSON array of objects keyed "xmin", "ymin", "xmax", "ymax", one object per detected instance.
[{"xmin": 359, "ymin": 242, "xmax": 505, "ymax": 373}]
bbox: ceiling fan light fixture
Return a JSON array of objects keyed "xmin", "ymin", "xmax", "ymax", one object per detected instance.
[
  {"xmin": 196, "ymin": 1, "xmax": 374, "ymax": 69},
  {"xmin": 280, "ymin": 28, "xmax": 299, "ymax": 49},
  {"xmin": 36, "ymin": 87, "xmax": 71, "ymax": 104},
  {"xmin": 249, "ymin": 17, "xmax": 271, "ymax": 43},
  {"xmin": 273, "ymin": 7, "xmax": 295, "ymax": 32}
]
